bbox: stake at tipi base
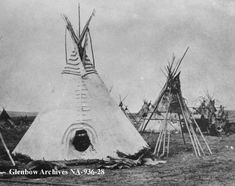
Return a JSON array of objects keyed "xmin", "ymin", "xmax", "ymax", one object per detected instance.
[
  {"xmin": 0, "ymin": 131, "xmax": 15, "ymax": 166},
  {"xmin": 139, "ymin": 47, "xmax": 212, "ymax": 158}
]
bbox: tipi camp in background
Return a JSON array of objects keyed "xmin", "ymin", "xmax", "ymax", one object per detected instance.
[
  {"xmin": 13, "ymin": 9, "xmax": 148, "ymax": 161},
  {"xmin": 138, "ymin": 48, "xmax": 212, "ymax": 157}
]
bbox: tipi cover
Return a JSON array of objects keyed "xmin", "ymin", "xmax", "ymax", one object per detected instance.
[{"xmin": 13, "ymin": 12, "xmax": 147, "ymax": 161}]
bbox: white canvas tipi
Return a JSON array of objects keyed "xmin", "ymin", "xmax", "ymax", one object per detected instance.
[{"xmin": 13, "ymin": 11, "xmax": 148, "ymax": 161}]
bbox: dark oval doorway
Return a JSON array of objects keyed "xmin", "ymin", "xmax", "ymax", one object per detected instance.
[{"xmin": 72, "ymin": 130, "xmax": 91, "ymax": 152}]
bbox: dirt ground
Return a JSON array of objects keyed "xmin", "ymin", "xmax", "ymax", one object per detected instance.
[{"xmin": 0, "ymin": 127, "xmax": 235, "ymax": 186}]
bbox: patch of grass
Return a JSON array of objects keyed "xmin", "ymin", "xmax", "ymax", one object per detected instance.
[{"xmin": 141, "ymin": 132, "xmax": 194, "ymax": 157}]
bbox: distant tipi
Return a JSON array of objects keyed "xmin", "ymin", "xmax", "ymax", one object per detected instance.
[
  {"xmin": 0, "ymin": 108, "xmax": 11, "ymax": 121},
  {"xmin": 13, "ymin": 10, "xmax": 148, "ymax": 160},
  {"xmin": 0, "ymin": 108, "xmax": 14, "ymax": 127}
]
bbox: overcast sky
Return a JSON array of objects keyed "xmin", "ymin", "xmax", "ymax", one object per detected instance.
[{"xmin": 0, "ymin": 0, "xmax": 234, "ymax": 112}]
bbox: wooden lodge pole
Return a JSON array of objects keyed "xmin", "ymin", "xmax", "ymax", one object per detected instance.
[
  {"xmin": 178, "ymin": 113, "xmax": 186, "ymax": 145},
  {"xmin": 184, "ymin": 102, "xmax": 212, "ymax": 155},
  {"xmin": 191, "ymin": 126, "xmax": 205, "ymax": 156},
  {"xmin": 153, "ymin": 128, "xmax": 163, "ymax": 154},
  {"xmin": 160, "ymin": 109, "xmax": 170, "ymax": 157},
  {"xmin": 190, "ymin": 125, "xmax": 201, "ymax": 156},
  {"xmin": 0, "ymin": 131, "xmax": 15, "ymax": 166},
  {"xmin": 167, "ymin": 130, "xmax": 170, "ymax": 157},
  {"xmin": 191, "ymin": 114, "xmax": 212, "ymax": 154},
  {"xmin": 177, "ymin": 94, "xmax": 198, "ymax": 156},
  {"xmin": 155, "ymin": 127, "xmax": 164, "ymax": 156}
]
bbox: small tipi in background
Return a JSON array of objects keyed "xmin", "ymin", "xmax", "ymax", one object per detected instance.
[
  {"xmin": 138, "ymin": 48, "xmax": 212, "ymax": 157},
  {"xmin": 0, "ymin": 108, "xmax": 15, "ymax": 128},
  {"xmin": 13, "ymin": 9, "xmax": 148, "ymax": 161}
]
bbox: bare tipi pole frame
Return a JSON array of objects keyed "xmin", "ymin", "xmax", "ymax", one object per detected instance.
[{"xmin": 139, "ymin": 47, "xmax": 212, "ymax": 157}]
